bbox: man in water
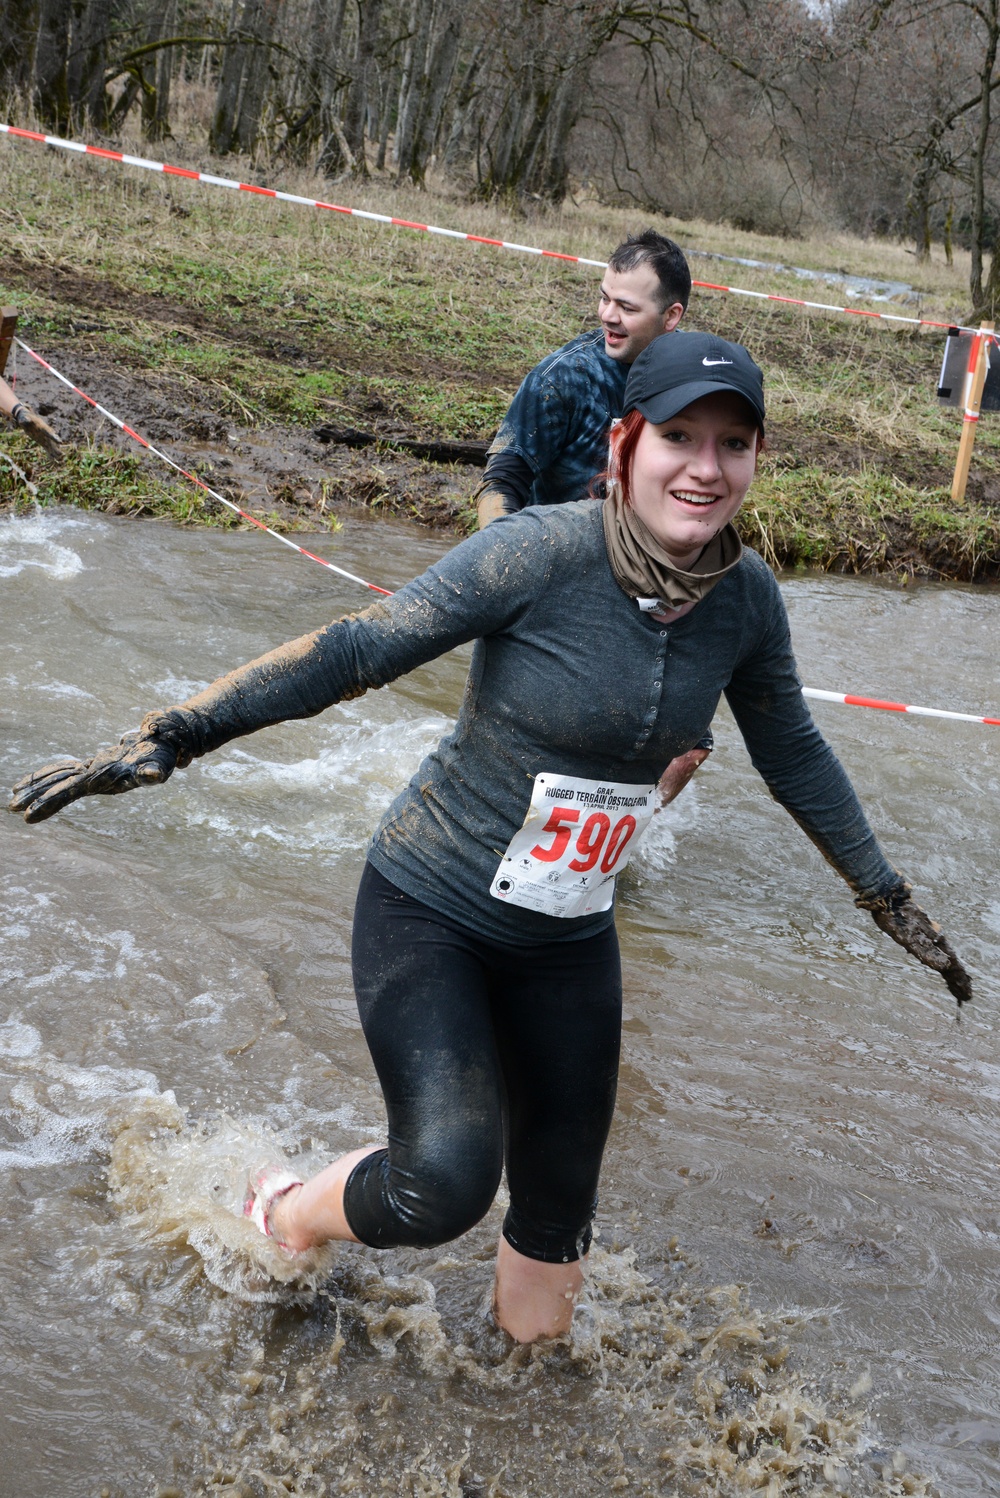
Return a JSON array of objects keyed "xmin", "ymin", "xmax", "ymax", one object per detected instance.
[{"xmin": 475, "ymin": 230, "xmax": 691, "ymax": 528}]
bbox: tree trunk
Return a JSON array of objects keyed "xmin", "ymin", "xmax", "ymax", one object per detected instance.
[
  {"xmin": 326, "ymin": 0, "xmax": 383, "ymax": 176},
  {"xmin": 211, "ymin": 0, "xmax": 254, "ymax": 154},
  {"xmin": 139, "ymin": 0, "xmax": 178, "ymax": 141},
  {"xmin": 395, "ymin": 0, "xmax": 434, "ymax": 176},
  {"xmin": 405, "ymin": 12, "xmax": 460, "ymax": 185},
  {"xmin": 970, "ymin": 4, "xmax": 1000, "ymax": 309},
  {"xmin": 315, "ymin": 0, "xmax": 354, "ymax": 164},
  {"xmin": 34, "ymin": 0, "xmax": 73, "ymax": 130},
  {"xmin": 66, "ymin": 0, "xmax": 114, "ymax": 129},
  {"xmin": 483, "ymin": 72, "xmax": 536, "ymax": 197},
  {"xmin": 234, "ymin": 0, "xmax": 282, "ymax": 153},
  {"xmin": 983, "ymin": 228, "xmax": 1000, "ymax": 314},
  {"xmin": 376, "ymin": 56, "xmax": 399, "ymax": 168},
  {"xmin": 0, "ymin": 0, "xmax": 39, "ymax": 94},
  {"xmin": 393, "ymin": 0, "xmax": 421, "ymax": 165},
  {"xmin": 507, "ymin": 86, "xmax": 553, "ymax": 196},
  {"xmin": 907, "ymin": 160, "xmax": 934, "ymax": 263},
  {"xmin": 525, "ymin": 57, "xmax": 586, "ymax": 201},
  {"xmin": 442, "ymin": 41, "xmax": 482, "ymax": 169}
]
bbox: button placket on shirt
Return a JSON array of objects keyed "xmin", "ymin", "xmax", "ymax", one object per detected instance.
[{"xmin": 632, "ymin": 629, "xmax": 669, "ymax": 753}]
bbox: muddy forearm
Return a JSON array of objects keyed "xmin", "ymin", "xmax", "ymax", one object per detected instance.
[{"xmin": 143, "ymin": 627, "xmax": 366, "ymax": 761}]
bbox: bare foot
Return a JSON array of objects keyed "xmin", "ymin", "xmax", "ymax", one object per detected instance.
[
  {"xmin": 268, "ymin": 1183, "xmax": 310, "ymax": 1252},
  {"xmin": 253, "ymin": 1148, "xmax": 376, "ymax": 1253}
]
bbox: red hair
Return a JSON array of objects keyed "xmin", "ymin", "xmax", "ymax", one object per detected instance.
[{"xmin": 605, "ymin": 408, "xmax": 647, "ymax": 508}]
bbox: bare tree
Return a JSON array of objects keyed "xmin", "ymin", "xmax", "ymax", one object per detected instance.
[
  {"xmin": 34, "ymin": 0, "xmax": 74, "ymax": 129},
  {"xmin": 320, "ymin": 0, "xmax": 384, "ymax": 175}
]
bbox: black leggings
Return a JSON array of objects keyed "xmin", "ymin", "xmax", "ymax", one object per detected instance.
[{"xmin": 343, "ymin": 861, "xmax": 623, "ymax": 1263}]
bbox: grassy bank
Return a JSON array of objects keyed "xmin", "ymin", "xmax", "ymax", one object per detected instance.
[{"xmin": 2, "ymin": 120, "xmax": 1000, "ymax": 577}]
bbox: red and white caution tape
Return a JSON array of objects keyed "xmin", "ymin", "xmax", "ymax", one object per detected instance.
[
  {"xmin": 10, "ymin": 337, "xmax": 1000, "ymax": 728},
  {"xmin": 803, "ymin": 688, "xmax": 1000, "ymax": 726},
  {"xmin": 0, "ymin": 121, "xmax": 974, "ymax": 334},
  {"xmin": 13, "ymin": 336, "xmax": 390, "ymax": 596}
]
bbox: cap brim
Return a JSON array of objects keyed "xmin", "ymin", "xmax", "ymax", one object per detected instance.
[{"xmin": 633, "ymin": 379, "xmax": 765, "ymax": 429}]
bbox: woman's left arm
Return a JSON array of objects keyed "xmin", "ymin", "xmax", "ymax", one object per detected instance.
[{"xmin": 723, "ymin": 578, "xmax": 971, "ymax": 1007}]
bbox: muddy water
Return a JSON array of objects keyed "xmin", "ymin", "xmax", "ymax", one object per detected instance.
[{"xmin": 2, "ymin": 506, "xmax": 999, "ymax": 1497}]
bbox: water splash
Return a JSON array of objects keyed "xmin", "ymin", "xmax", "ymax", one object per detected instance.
[
  {"xmin": 0, "ymin": 506, "xmax": 89, "ymax": 578},
  {"xmin": 104, "ymin": 1098, "xmax": 936, "ymax": 1497},
  {"xmin": 107, "ymin": 1095, "xmax": 340, "ymax": 1301}
]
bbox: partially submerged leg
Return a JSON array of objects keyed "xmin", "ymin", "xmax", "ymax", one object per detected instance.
[
  {"xmin": 493, "ymin": 1234, "xmax": 584, "ymax": 1342},
  {"xmin": 490, "ymin": 922, "xmax": 622, "ymax": 1342}
]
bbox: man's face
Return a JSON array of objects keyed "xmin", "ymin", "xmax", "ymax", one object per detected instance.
[{"xmin": 598, "ymin": 264, "xmax": 685, "ymax": 364}]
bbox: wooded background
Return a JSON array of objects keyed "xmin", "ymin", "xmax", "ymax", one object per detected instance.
[{"xmin": 6, "ymin": 0, "xmax": 1000, "ymax": 312}]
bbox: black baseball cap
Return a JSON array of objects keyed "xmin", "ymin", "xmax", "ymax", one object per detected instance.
[{"xmin": 623, "ymin": 330, "xmax": 765, "ymax": 430}]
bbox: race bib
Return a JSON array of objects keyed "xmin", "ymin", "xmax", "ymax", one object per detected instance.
[{"xmin": 490, "ymin": 772, "xmax": 657, "ymax": 918}]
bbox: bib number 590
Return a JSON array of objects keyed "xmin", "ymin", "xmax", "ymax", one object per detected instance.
[{"xmin": 530, "ymin": 804, "xmax": 639, "ymax": 874}]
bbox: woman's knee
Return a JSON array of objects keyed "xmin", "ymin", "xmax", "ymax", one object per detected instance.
[
  {"xmin": 400, "ymin": 1156, "xmax": 501, "ymax": 1246},
  {"xmin": 344, "ymin": 1142, "xmax": 502, "ymax": 1250}
]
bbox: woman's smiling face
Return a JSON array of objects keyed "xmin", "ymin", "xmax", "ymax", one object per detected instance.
[{"xmin": 628, "ymin": 391, "xmax": 760, "ymax": 568}]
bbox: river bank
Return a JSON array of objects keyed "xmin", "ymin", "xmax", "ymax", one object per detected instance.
[{"xmin": 2, "ymin": 129, "xmax": 1000, "ymax": 578}]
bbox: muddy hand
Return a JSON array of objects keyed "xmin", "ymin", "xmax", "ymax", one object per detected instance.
[
  {"xmin": 656, "ymin": 747, "xmax": 710, "ymax": 808},
  {"xmin": 8, "ymin": 731, "xmax": 178, "ymax": 823},
  {"xmin": 11, "ymin": 401, "xmax": 64, "ymax": 459},
  {"xmin": 864, "ymin": 891, "xmax": 972, "ymax": 1008}
]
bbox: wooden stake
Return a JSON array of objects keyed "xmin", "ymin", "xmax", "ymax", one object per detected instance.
[
  {"xmin": 952, "ymin": 319, "xmax": 995, "ymax": 503},
  {"xmin": 0, "ymin": 308, "xmax": 16, "ymax": 379}
]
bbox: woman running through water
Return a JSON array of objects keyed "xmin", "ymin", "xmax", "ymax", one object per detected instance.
[{"xmin": 9, "ymin": 330, "xmax": 970, "ymax": 1344}]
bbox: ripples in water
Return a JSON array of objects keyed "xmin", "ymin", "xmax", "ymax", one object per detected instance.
[{"xmin": 2, "ymin": 505, "xmax": 999, "ymax": 1494}]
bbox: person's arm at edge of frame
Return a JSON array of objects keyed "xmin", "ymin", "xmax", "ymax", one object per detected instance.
[
  {"xmin": 722, "ymin": 569, "xmax": 971, "ymax": 1009},
  {"xmin": 0, "ymin": 375, "xmax": 64, "ymax": 458},
  {"xmin": 474, "ymin": 359, "xmax": 573, "ymax": 529},
  {"xmin": 7, "ymin": 512, "xmax": 557, "ymax": 825}
]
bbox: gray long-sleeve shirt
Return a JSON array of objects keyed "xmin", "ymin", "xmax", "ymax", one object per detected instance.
[{"xmin": 159, "ymin": 499, "xmax": 902, "ymax": 945}]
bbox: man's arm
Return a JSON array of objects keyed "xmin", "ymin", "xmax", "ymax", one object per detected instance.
[
  {"xmin": 474, "ymin": 449, "xmax": 536, "ymax": 528},
  {"xmin": 475, "ymin": 353, "xmax": 575, "ymax": 528}
]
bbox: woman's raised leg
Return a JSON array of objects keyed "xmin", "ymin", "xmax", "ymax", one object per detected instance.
[{"xmin": 268, "ymin": 1146, "xmax": 376, "ymax": 1252}]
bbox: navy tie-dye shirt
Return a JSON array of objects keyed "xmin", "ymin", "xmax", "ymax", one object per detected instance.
[{"xmin": 487, "ymin": 330, "xmax": 628, "ymax": 508}]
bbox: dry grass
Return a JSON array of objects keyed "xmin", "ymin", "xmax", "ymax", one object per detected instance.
[{"xmin": 2, "ymin": 91, "xmax": 1000, "ymax": 573}]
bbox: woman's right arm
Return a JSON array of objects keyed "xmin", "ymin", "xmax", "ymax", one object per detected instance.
[{"xmin": 8, "ymin": 512, "xmax": 555, "ymax": 823}]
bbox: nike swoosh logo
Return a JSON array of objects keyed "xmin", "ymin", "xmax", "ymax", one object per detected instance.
[{"xmin": 702, "ymin": 356, "xmax": 733, "ymax": 366}]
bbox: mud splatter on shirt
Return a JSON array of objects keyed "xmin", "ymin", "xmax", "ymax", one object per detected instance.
[{"xmin": 155, "ymin": 502, "xmax": 902, "ymax": 946}]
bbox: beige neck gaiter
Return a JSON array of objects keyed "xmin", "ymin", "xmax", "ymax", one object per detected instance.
[{"xmin": 602, "ymin": 485, "xmax": 743, "ymax": 611}]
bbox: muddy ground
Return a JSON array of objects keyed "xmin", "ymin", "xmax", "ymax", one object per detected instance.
[
  {"xmin": 7, "ymin": 340, "xmax": 481, "ymax": 532},
  {"xmin": 5, "ymin": 247, "xmax": 1000, "ymax": 561},
  {"xmin": 3, "ymin": 247, "xmax": 493, "ymax": 531}
]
